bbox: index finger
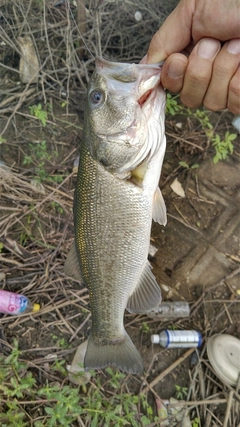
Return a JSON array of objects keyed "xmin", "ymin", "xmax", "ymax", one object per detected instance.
[{"xmin": 146, "ymin": 0, "xmax": 195, "ymax": 63}]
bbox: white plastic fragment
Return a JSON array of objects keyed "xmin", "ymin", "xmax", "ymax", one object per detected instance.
[
  {"xmin": 156, "ymin": 398, "xmax": 168, "ymax": 424},
  {"xmin": 67, "ymin": 340, "xmax": 91, "ymax": 385},
  {"xmin": 148, "ymin": 243, "xmax": 158, "ymax": 257},
  {"xmin": 175, "ymin": 122, "xmax": 183, "ymax": 129},
  {"xmin": 232, "ymin": 116, "xmax": 240, "ymax": 133},
  {"xmin": 134, "ymin": 11, "xmax": 142, "ymax": 21},
  {"xmin": 18, "ymin": 36, "xmax": 39, "ymax": 84},
  {"xmin": 170, "ymin": 178, "xmax": 186, "ymax": 198}
]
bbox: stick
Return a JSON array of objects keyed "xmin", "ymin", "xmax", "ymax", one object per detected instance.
[
  {"xmin": 142, "ymin": 348, "xmax": 195, "ymax": 394},
  {"xmin": 223, "ymin": 391, "xmax": 234, "ymax": 427},
  {"xmin": 168, "ymin": 398, "xmax": 227, "ymax": 407}
]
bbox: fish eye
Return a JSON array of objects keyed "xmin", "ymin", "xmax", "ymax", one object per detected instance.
[{"xmin": 90, "ymin": 90, "xmax": 104, "ymax": 105}]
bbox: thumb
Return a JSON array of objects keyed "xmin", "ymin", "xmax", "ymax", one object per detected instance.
[{"xmin": 146, "ymin": 0, "xmax": 195, "ymax": 63}]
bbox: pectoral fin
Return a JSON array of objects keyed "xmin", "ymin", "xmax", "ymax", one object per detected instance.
[
  {"xmin": 64, "ymin": 241, "xmax": 83, "ymax": 282},
  {"xmin": 152, "ymin": 187, "xmax": 167, "ymax": 226},
  {"xmin": 126, "ymin": 261, "xmax": 161, "ymax": 313}
]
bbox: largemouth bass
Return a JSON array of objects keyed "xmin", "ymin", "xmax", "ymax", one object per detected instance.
[{"xmin": 65, "ymin": 58, "xmax": 167, "ymax": 374}]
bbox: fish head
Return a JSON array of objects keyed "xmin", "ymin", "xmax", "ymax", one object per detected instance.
[{"xmin": 84, "ymin": 57, "xmax": 166, "ymax": 174}]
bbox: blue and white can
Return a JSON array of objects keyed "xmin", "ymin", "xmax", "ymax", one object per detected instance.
[{"xmin": 151, "ymin": 330, "xmax": 202, "ymax": 348}]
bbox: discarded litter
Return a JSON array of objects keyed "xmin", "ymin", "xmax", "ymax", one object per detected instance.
[
  {"xmin": 151, "ymin": 330, "xmax": 202, "ymax": 348},
  {"xmin": 207, "ymin": 333, "xmax": 240, "ymax": 386},
  {"xmin": 67, "ymin": 339, "xmax": 91, "ymax": 385},
  {"xmin": 0, "ymin": 290, "xmax": 40, "ymax": 315},
  {"xmin": 170, "ymin": 177, "xmax": 186, "ymax": 198},
  {"xmin": 147, "ymin": 301, "xmax": 190, "ymax": 319},
  {"xmin": 232, "ymin": 115, "xmax": 240, "ymax": 133}
]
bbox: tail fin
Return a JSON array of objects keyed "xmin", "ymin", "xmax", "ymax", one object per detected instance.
[{"xmin": 84, "ymin": 331, "xmax": 143, "ymax": 374}]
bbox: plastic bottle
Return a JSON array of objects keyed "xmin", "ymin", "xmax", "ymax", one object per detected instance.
[
  {"xmin": 146, "ymin": 302, "xmax": 190, "ymax": 318},
  {"xmin": 151, "ymin": 330, "xmax": 202, "ymax": 348},
  {"xmin": 0, "ymin": 290, "xmax": 40, "ymax": 315}
]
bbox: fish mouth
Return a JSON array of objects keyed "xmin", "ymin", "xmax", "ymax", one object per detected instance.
[
  {"xmin": 97, "ymin": 84, "xmax": 161, "ymax": 139},
  {"xmin": 94, "ymin": 58, "xmax": 164, "ymax": 173}
]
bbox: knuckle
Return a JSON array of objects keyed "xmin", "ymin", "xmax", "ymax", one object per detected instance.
[
  {"xmin": 186, "ymin": 67, "xmax": 210, "ymax": 84},
  {"xmin": 227, "ymin": 96, "xmax": 240, "ymax": 114},
  {"xmin": 229, "ymin": 76, "xmax": 240, "ymax": 98},
  {"xmin": 227, "ymin": 74, "xmax": 240, "ymax": 114},
  {"xmin": 203, "ymin": 98, "xmax": 225, "ymax": 112},
  {"xmin": 227, "ymin": 103, "xmax": 240, "ymax": 114},
  {"xmin": 180, "ymin": 93, "xmax": 200, "ymax": 109}
]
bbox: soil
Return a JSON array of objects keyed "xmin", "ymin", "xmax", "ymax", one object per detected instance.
[{"xmin": 0, "ymin": 99, "xmax": 239, "ymax": 426}]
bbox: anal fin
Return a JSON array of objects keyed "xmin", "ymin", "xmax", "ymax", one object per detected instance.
[
  {"xmin": 126, "ymin": 260, "xmax": 161, "ymax": 313},
  {"xmin": 64, "ymin": 241, "xmax": 83, "ymax": 283},
  {"xmin": 152, "ymin": 187, "xmax": 167, "ymax": 226}
]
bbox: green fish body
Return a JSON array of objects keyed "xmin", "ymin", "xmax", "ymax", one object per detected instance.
[{"xmin": 65, "ymin": 58, "xmax": 167, "ymax": 374}]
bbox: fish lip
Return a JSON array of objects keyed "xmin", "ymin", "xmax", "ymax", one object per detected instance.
[
  {"xmin": 96, "ymin": 56, "xmax": 164, "ymax": 69},
  {"xmin": 96, "ymin": 57, "xmax": 162, "ymax": 92}
]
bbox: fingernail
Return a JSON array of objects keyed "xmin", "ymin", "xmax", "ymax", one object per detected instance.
[
  {"xmin": 197, "ymin": 38, "xmax": 220, "ymax": 59},
  {"xmin": 227, "ymin": 39, "xmax": 240, "ymax": 54},
  {"xmin": 168, "ymin": 59, "xmax": 185, "ymax": 78}
]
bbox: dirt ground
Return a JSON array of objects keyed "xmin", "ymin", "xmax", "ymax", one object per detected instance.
[
  {"xmin": 0, "ymin": 1, "xmax": 239, "ymax": 425},
  {"xmin": 0, "ymin": 98, "xmax": 239, "ymax": 426}
]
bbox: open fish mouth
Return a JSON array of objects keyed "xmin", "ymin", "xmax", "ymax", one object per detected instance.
[
  {"xmin": 95, "ymin": 56, "xmax": 163, "ymax": 100},
  {"xmin": 95, "ymin": 58, "xmax": 163, "ymax": 139}
]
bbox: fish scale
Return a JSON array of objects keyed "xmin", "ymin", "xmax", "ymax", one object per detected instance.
[
  {"xmin": 65, "ymin": 58, "xmax": 167, "ymax": 373},
  {"xmin": 76, "ymin": 148, "xmax": 150, "ymax": 335}
]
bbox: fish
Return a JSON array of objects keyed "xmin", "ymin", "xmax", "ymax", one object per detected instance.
[{"xmin": 65, "ymin": 57, "xmax": 167, "ymax": 374}]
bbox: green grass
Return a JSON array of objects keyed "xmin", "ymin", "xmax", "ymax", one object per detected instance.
[
  {"xmin": 0, "ymin": 340, "xmax": 160, "ymax": 427},
  {"xmin": 23, "ymin": 139, "xmax": 64, "ymax": 184},
  {"xmin": 166, "ymin": 94, "xmax": 237, "ymax": 164}
]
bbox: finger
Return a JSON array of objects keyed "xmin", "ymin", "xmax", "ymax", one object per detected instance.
[
  {"xmin": 192, "ymin": 0, "xmax": 240, "ymax": 42},
  {"xmin": 146, "ymin": 0, "xmax": 195, "ymax": 63},
  {"xmin": 203, "ymin": 38, "xmax": 240, "ymax": 111},
  {"xmin": 228, "ymin": 65, "xmax": 240, "ymax": 114},
  {"xmin": 179, "ymin": 38, "xmax": 221, "ymax": 108},
  {"xmin": 160, "ymin": 54, "xmax": 188, "ymax": 93}
]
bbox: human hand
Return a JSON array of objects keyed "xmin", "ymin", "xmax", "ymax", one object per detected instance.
[{"xmin": 145, "ymin": 0, "xmax": 240, "ymax": 114}]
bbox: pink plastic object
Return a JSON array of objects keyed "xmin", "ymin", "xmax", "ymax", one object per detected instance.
[{"xmin": 0, "ymin": 290, "xmax": 40, "ymax": 315}]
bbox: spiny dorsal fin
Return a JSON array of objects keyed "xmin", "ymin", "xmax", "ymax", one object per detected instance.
[
  {"xmin": 126, "ymin": 260, "xmax": 161, "ymax": 313},
  {"xmin": 152, "ymin": 187, "xmax": 167, "ymax": 225},
  {"xmin": 64, "ymin": 241, "xmax": 83, "ymax": 282}
]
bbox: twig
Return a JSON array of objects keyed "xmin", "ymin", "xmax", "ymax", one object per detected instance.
[
  {"xmin": 142, "ymin": 348, "xmax": 195, "ymax": 394},
  {"xmin": 223, "ymin": 391, "xmax": 234, "ymax": 427},
  {"xmin": 167, "ymin": 213, "xmax": 203, "ymax": 235},
  {"xmin": 168, "ymin": 398, "xmax": 227, "ymax": 407},
  {"xmin": 166, "ymin": 132, "xmax": 205, "ymax": 151}
]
